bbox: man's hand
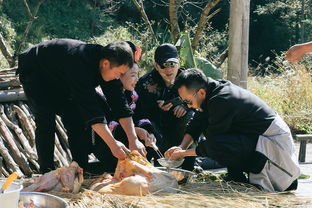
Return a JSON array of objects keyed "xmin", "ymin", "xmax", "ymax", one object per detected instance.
[
  {"xmin": 144, "ymin": 133, "xmax": 156, "ymax": 147},
  {"xmin": 136, "ymin": 127, "xmax": 156, "ymax": 147},
  {"xmin": 129, "ymin": 138, "xmax": 147, "ymax": 156},
  {"xmin": 109, "ymin": 140, "xmax": 130, "ymax": 160},
  {"xmin": 173, "ymin": 105, "xmax": 187, "ymax": 118},
  {"xmin": 157, "ymin": 100, "xmax": 173, "ymax": 111},
  {"xmin": 164, "ymin": 146, "xmax": 184, "ymax": 160}
]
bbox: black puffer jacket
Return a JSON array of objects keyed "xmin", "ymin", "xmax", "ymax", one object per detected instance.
[{"xmin": 134, "ymin": 68, "xmax": 186, "ymax": 135}]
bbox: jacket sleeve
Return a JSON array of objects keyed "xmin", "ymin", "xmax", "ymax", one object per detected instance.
[
  {"xmin": 185, "ymin": 111, "xmax": 206, "ymax": 142},
  {"xmin": 100, "ymin": 79, "xmax": 134, "ymax": 120}
]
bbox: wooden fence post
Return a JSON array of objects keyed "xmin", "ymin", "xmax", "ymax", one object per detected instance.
[{"xmin": 227, "ymin": 0, "xmax": 250, "ymax": 89}]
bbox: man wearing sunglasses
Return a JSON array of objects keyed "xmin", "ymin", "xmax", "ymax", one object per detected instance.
[
  {"xmin": 134, "ymin": 43, "xmax": 196, "ymax": 170},
  {"xmin": 165, "ymin": 68, "xmax": 300, "ymax": 192}
]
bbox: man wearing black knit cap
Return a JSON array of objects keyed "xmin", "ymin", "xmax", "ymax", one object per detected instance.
[{"xmin": 134, "ymin": 43, "xmax": 196, "ymax": 170}]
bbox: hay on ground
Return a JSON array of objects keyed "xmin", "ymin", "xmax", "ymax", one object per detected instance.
[{"xmin": 50, "ymin": 179, "xmax": 312, "ymax": 208}]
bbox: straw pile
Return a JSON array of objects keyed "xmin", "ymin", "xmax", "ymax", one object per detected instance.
[{"xmin": 52, "ymin": 178, "xmax": 312, "ymax": 208}]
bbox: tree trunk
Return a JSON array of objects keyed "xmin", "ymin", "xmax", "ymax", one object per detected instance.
[
  {"xmin": 131, "ymin": 0, "xmax": 157, "ymax": 42},
  {"xmin": 0, "ymin": 33, "xmax": 15, "ymax": 67},
  {"xmin": 13, "ymin": 0, "xmax": 44, "ymax": 61},
  {"xmin": 192, "ymin": 0, "xmax": 222, "ymax": 50},
  {"xmin": 169, "ymin": 0, "xmax": 181, "ymax": 43},
  {"xmin": 227, "ymin": 0, "xmax": 250, "ymax": 89}
]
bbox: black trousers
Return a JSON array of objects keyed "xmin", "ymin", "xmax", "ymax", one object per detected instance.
[
  {"xmin": 20, "ymin": 70, "xmax": 93, "ymax": 173},
  {"xmin": 196, "ymin": 134, "xmax": 266, "ymax": 174}
]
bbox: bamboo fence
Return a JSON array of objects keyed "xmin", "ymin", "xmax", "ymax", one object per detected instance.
[{"xmin": 0, "ymin": 69, "xmax": 72, "ymax": 177}]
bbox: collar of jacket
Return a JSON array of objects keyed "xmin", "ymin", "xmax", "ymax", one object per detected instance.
[
  {"xmin": 150, "ymin": 67, "xmax": 185, "ymax": 88},
  {"xmin": 200, "ymin": 77, "xmax": 220, "ymax": 110}
]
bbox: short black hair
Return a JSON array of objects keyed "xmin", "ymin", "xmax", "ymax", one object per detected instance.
[
  {"xmin": 126, "ymin": 41, "xmax": 136, "ymax": 54},
  {"xmin": 174, "ymin": 68, "xmax": 208, "ymax": 92},
  {"xmin": 100, "ymin": 41, "xmax": 134, "ymax": 68}
]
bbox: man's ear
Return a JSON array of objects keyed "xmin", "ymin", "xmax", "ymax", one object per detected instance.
[
  {"xmin": 153, "ymin": 62, "xmax": 159, "ymax": 70},
  {"xmin": 100, "ymin": 59, "xmax": 110, "ymax": 70},
  {"xmin": 198, "ymin": 88, "xmax": 206, "ymax": 98}
]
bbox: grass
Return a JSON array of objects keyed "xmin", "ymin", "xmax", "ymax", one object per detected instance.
[{"xmin": 248, "ymin": 62, "xmax": 312, "ymax": 134}]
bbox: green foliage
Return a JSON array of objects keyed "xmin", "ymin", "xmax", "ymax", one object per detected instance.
[
  {"xmin": 176, "ymin": 32, "xmax": 223, "ymax": 79},
  {"xmin": 249, "ymin": 57, "xmax": 312, "ymax": 134},
  {"xmin": 195, "ymin": 57, "xmax": 223, "ymax": 80},
  {"xmin": 195, "ymin": 171, "xmax": 227, "ymax": 183},
  {"xmin": 251, "ymin": 0, "xmax": 312, "ymax": 65},
  {"xmin": 0, "ymin": 11, "xmax": 16, "ymax": 68},
  {"xmin": 1, "ymin": 0, "xmax": 117, "ymax": 52},
  {"xmin": 176, "ymin": 32, "xmax": 197, "ymax": 68},
  {"xmin": 299, "ymin": 174, "xmax": 310, "ymax": 180}
]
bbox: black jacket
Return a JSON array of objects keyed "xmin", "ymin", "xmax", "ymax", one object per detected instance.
[
  {"xmin": 185, "ymin": 78, "xmax": 276, "ymax": 153},
  {"xmin": 17, "ymin": 39, "xmax": 130, "ymax": 127},
  {"xmin": 134, "ymin": 68, "xmax": 185, "ymax": 133},
  {"xmin": 95, "ymin": 85, "xmax": 156, "ymax": 134}
]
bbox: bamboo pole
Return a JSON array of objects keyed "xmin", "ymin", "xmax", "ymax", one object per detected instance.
[
  {"xmin": 0, "ymin": 79, "xmax": 21, "ymax": 89},
  {"xmin": 55, "ymin": 117, "xmax": 72, "ymax": 160},
  {"xmin": 13, "ymin": 104, "xmax": 35, "ymax": 147},
  {"xmin": 0, "ymin": 116, "xmax": 32, "ymax": 175},
  {"xmin": 1, "ymin": 166, "xmax": 10, "ymax": 177},
  {"xmin": 55, "ymin": 134, "xmax": 69, "ymax": 160},
  {"xmin": 0, "ymin": 104, "xmax": 37, "ymax": 160},
  {"xmin": 4, "ymin": 104, "xmax": 19, "ymax": 125},
  {"xmin": 0, "ymin": 88, "xmax": 26, "ymax": 102},
  {"xmin": 19, "ymin": 102, "xmax": 36, "ymax": 129},
  {"xmin": 28, "ymin": 158, "xmax": 40, "ymax": 173},
  {"xmin": 0, "ymin": 135, "xmax": 24, "ymax": 176}
]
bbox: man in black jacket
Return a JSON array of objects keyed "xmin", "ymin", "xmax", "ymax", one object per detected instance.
[
  {"xmin": 165, "ymin": 68, "xmax": 300, "ymax": 192},
  {"xmin": 17, "ymin": 39, "xmax": 146, "ymax": 173},
  {"xmin": 135, "ymin": 43, "xmax": 195, "ymax": 170}
]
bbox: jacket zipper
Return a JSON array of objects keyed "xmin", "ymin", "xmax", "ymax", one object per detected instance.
[{"xmin": 268, "ymin": 159, "xmax": 293, "ymax": 177}]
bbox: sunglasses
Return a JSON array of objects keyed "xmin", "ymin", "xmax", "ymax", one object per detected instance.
[
  {"xmin": 160, "ymin": 61, "xmax": 178, "ymax": 69},
  {"xmin": 179, "ymin": 90, "xmax": 198, "ymax": 105}
]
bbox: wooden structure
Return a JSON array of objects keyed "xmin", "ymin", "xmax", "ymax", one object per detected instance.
[
  {"xmin": 228, "ymin": 0, "xmax": 250, "ymax": 89},
  {"xmin": 296, "ymin": 134, "xmax": 312, "ymax": 162}
]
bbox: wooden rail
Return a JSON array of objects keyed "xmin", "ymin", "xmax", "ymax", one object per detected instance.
[{"xmin": 296, "ymin": 134, "xmax": 312, "ymax": 162}]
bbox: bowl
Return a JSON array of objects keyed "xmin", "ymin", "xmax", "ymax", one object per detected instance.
[
  {"xmin": 0, "ymin": 180, "xmax": 23, "ymax": 208},
  {"xmin": 157, "ymin": 158, "xmax": 185, "ymax": 168},
  {"xmin": 156, "ymin": 167, "xmax": 196, "ymax": 184},
  {"xmin": 19, "ymin": 192, "xmax": 68, "ymax": 208}
]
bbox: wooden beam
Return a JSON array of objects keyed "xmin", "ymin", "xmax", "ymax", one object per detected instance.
[
  {"xmin": 227, "ymin": 0, "xmax": 250, "ymax": 89},
  {"xmin": 0, "ymin": 89, "xmax": 26, "ymax": 102}
]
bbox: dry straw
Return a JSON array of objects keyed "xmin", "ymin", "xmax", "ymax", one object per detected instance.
[{"xmin": 51, "ymin": 179, "xmax": 312, "ymax": 208}]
